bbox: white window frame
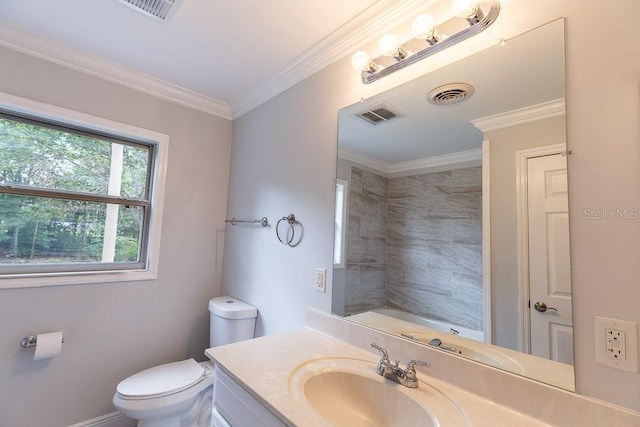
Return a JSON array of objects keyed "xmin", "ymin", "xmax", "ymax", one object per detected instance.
[
  {"xmin": 0, "ymin": 92, "xmax": 168, "ymax": 289},
  {"xmin": 334, "ymin": 179, "xmax": 348, "ymax": 269}
]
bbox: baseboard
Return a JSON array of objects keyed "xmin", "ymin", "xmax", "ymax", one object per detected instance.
[{"xmin": 67, "ymin": 411, "xmax": 135, "ymax": 427}]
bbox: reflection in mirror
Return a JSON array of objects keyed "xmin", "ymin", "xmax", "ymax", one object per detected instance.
[{"xmin": 332, "ymin": 19, "xmax": 574, "ymax": 391}]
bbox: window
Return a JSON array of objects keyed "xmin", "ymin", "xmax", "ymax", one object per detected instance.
[
  {"xmin": 0, "ymin": 92, "xmax": 168, "ymax": 288},
  {"xmin": 334, "ymin": 179, "xmax": 348, "ymax": 268}
]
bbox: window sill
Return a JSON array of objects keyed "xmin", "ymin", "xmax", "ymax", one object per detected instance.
[{"xmin": 0, "ymin": 266, "xmax": 158, "ymax": 289}]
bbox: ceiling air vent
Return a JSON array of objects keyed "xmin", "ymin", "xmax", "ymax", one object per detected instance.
[
  {"xmin": 116, "ymin": 0, "xmax": 184, "ymax": 23},
  {"xmin": 428, "ymin": 83, "xmax": 475, "ymax": 105},
  {"xmin": 355, "ymin": 102, "xmax": 405, "ymax": 125}
]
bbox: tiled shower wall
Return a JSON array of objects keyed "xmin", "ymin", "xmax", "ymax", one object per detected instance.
[
  {"xmin": 344, "ymin": 167, "xmax": 388, "ymax": 314},
  {"xmin": 345, "ymin": 166, "xmax": 483, "ymax": 331}
]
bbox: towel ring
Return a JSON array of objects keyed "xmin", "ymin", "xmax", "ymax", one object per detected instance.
[{"xmin": 276, "ymin": 214, "xmax": 297, "ymax": 246}]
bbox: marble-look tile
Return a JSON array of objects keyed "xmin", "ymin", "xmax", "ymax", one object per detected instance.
[
  {"xmin": 452, "ymin": 166, "xmax": 482, "ymax": 193},
  {"xmin": 407, "ymin": 171, "xmax": 451, "ymax": 197},
  {"xmin": 451, "ymin": 218, "xmax": 482, "ymax": 245},
  {"xmin": 361, "ymin": 215, "xmax": 386, "ymax": 240},
  {"xmin": 402, "ymin": 267, "xmax": 451, "ymax": 292},
  {"xmin": 386, "ymin": 285, "xmax": 430, "ymax": 317},
  {"xmin": 345, "ymin": 165, "xmax": 484, "ymax": 328},
  {"xmin": 347, "ymin": 237, "xmax": 386, "ymax": 263},
  {"xmin": 349, "ymin": 191, "xmax": 383, "ymax": 218},
  {"xmin": 386, "ymin": 220, "xmax": 406, "ymax": 243},
  {"xmin": 345, "ymin": 264, "xmax": 360, "ymax": 286},
  {"xmin": 427, "ymin": 243, "xmax": 482, "ymax": 275},
  {"xmin": 346, "ymin": 267, "xmax": 384, "ymax": 297},
  {"xmin": 361, "ymin": 264, "xmax": 386, "ymax": 292},
  {"xmin": 451, "ymin": 272, "xmax": 484, "ymax": 303},
  {"xmin": 386, "ymin": 266, "xmax": 403, "ymax": 289},
  {"xmin": 362, "ymin": 169, "xmax": 388, "ymax": 199},
  {"xmin": 386, "ymin": 242, "xmax": 428, "ymax": 269},
  {"xmin": 388, "ymin": 197, "xmax": 430, "ymax": 221},
  {"xmin": 345, "ymin": 299, "xmax": 383, "ymax": 316},
  {"xmin": 405, "ymin": 219, "xmax": 452, "ymax": 243},
  {"xmin": 388, "ymin": 176, "xmax": 407, "ymax": 199},
  {"xmin": 422, "ymin": 293, "xmax": 484, "ymax": 330},
  {"xmin": 350, "ymin": 167, "xmax": 363, "ymax": 193},
  {"xmin": 346, "ymin": 215, "xmax": 360, "ymax": 241},
  {"xmin": 427, "ymin": 193, "xmax": 481, "ymax": 219}
]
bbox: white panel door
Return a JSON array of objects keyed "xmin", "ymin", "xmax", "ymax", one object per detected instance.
[{"xmin": 527, "ymin": 153, "xmax": 573, "ymax": 364}]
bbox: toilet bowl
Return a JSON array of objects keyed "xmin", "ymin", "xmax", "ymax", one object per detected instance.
[
  {"xmin": 113, "ymin": 359, "xmax": 214, "ymax": 427},
  {"xmin": 113, "ymin": 296, "xmax": 257, "ymax": 427}
]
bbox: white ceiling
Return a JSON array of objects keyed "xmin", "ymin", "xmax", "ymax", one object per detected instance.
[{"xmin": 0, "ymin": 0, "xmax": 404, "ymax": 118}]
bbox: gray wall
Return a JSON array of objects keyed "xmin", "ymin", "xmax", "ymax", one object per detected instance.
[
  {"xmin": 0, "ymin": 48, "xmax": 232, "ymax": 426},
  {"xmin": 488, "ymin": 116, "xmax": 566, "ymax": 351},
  {"xmin": 2, "ymin": 1, "xmax": 634, "ymax": 422}
]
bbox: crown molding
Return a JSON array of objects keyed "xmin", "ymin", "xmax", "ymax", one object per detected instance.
[
  {"xmin": 338, "ymin": 148, "xmax": 391, "ymax": 175},
  {"xmin": 338, "ymin": 148, "xmax": 482, "ymax": 177},
  {"xmin": 387, "ymin": 148, "xmax": 482, "ymax": 177},
  {"xmin": 0, "ymin": 1, "xmax": 437, "ymax": 121},
  {"xmin": 471, "ymin": 98, "xmax": 565, "ymax": 132},
  {"xmin": 230, "ymin": 0, "xmax": 439, "ymax": 118},
  {"xmin": 0, "ymin": 24, "xmax": 233, "ymax": 120}
]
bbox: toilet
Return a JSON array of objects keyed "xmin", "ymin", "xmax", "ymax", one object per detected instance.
[{"xmin": 113, "ymin": 296, "xmax": 258, "ymax": 427}]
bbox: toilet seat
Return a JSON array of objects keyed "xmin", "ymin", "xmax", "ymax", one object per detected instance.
[{"xmin": 116, "ymin": 358, "xmax": 206, "ymax": 400}]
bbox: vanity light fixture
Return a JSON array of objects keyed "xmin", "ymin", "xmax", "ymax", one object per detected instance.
[{"xmin": 352, "ymin": 1, "xmax": 500, "ymax": 84}]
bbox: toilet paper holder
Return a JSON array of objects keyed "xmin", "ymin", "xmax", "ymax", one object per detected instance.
[{"xmin": 20, "ymin": 335, "xmax": 64, "ymax": 349}]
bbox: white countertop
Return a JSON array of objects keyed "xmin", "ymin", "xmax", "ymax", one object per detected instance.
[{"xmin": 206, "ymin": 328, "xmax": 552, "ymax": 427}]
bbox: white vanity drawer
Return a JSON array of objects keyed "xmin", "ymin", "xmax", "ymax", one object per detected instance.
[{"xmin": 212, "ymin": 366, "xmax": 287, "ymax": 427}]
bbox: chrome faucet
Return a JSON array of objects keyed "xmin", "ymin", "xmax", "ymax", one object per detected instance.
[
  {"xmin": 428, "ymin": 338, "xmax": 458, "ymax": 353},
  {"xmin": 370, "ymin": 342, "xmax": 430, "ymax": 388}
]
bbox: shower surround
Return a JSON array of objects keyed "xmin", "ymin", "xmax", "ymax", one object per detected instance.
[{"xmin": 345, "ymin": 165, "xmax": 483, "ymax": 332}]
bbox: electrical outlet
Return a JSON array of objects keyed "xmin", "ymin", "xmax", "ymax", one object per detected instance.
[
  {"xmin": 594, "ymin": 316, "xmax": 639, "ymax": 373},
  {"xmin": 314, "ymin": 268, "xmax": 326, "ymax": 293},
  {"xmin": 605, "ymin": 328, "xmax": 626, "ymax": 360}
]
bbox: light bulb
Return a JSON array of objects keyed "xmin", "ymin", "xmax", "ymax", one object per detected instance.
[
  {"xmin": 351, "ymin": 51, "xmax": 371, "ymax": 71},
  {"xmin": 378, "ymin": 34, "xmax": 408, "ymax": 61},
  {"xmin": 378, "ymin": 34, "xmax": 400, "ymax": 57},
  {"xmin": 412, "ymin": 14, "xmax": 442, "ymax": 45},
  {"xmin": 451, "ymin": 0, "xmax": 478, "ymax": 18},
  {"xmin": 412, "ymin": 14, "xmax": 436, "ymax": 39},
  {"xmin": 451, "ymin": 0, "xmax": 484, "ymax": 24}
]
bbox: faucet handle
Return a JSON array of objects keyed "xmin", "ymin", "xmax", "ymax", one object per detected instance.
[
  {"xmin": 406, "ymin": 359, "xmax": 431, "ymax": 371},
  {"xmin": 370, "ymin": 342, "xmax": 390, "ymax": 362},
  {"xmin": 404, "ymin": 359, "xmax": 430, "ymax": 384}
]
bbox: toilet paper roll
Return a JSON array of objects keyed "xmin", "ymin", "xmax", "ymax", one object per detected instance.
[{"xmin": 34, "ymin": 331, "xmax": 63, "ymax": 361}]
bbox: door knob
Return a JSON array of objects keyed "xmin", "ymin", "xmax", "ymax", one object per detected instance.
[{"xmin": 534, "ymin": 301, "xmax": 558, "ymax": 313}]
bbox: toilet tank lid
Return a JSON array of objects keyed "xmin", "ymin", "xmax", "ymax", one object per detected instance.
[{"xmin": 209, "ymin": 296, "xmax": 257, "ymax": 319}]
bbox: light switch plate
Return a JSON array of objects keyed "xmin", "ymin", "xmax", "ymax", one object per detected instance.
[{"xmin": 594, "ymin": 316, "xmax": 639, "ymax": 373}]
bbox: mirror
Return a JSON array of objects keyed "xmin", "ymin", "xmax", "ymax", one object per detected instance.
[{"xmin": 333, "ymin": 19, "xmax": 574, "ymax": 391}]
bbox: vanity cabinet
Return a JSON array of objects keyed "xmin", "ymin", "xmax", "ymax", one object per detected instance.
[{"xmin": 212, "ymin": 365, "xmax": 287, "ymax": 427}]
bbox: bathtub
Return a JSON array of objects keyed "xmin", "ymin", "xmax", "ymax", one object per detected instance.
[{"xmin": 371, "ymin": 308, "xmax": 484, "ymax": 342}]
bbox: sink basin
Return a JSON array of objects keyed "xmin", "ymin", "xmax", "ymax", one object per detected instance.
[
  {"xmin": 304, "ymin": 370, "xmax": 433, "ymax": 427},
  {"xmin": 288, "ymin": 357, "xmax": 469, "ymax": 427}
]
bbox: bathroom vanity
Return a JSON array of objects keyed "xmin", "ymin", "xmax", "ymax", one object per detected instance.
[{"xmin": 205, "ymin": 310, "xmax": 640, "ymax": 426}]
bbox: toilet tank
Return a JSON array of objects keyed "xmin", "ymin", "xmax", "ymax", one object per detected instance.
[{"xmin": 209, "ymin": 296, "xmax": 257, "ymax": 347}]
